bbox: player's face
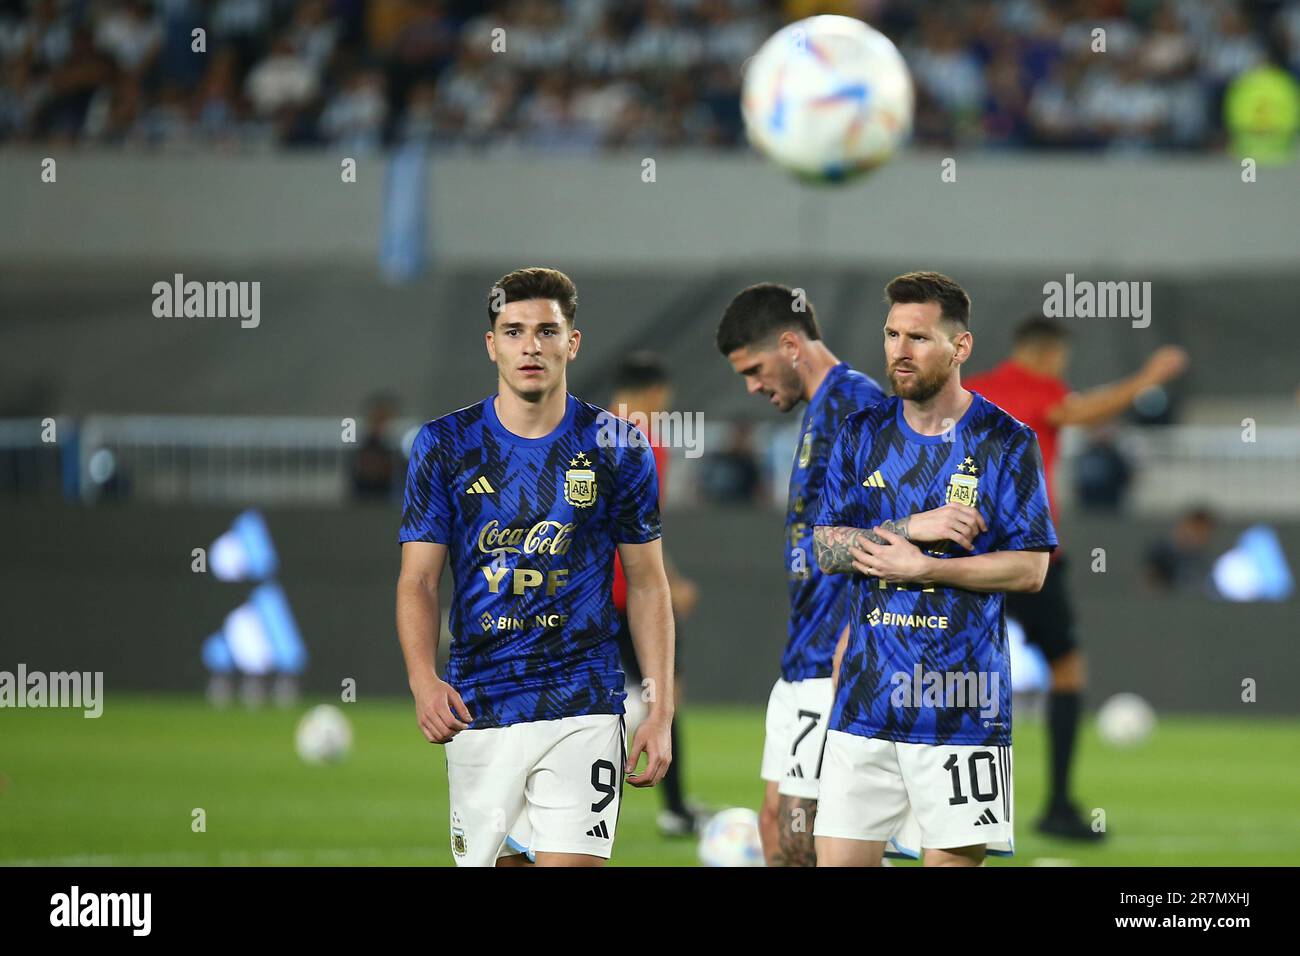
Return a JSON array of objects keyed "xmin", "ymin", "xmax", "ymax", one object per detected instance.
[
  {"xmin": 726, "ymin": 345, "xmax": 803, "ymax": 412},
  {"xmin": 883, "ymin": 302, "xmax": 969, "ymax": 402},
  {"xmin": 1043, "ymin": 341, "xmax": 1069, "ymax": 378},
  {"xmin": 486, "ymin": 299, "xmax": 580, "ymax": 400}
]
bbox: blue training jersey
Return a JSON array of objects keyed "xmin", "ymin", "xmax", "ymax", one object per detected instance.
[
  {"xmin": 814, "ymin": 392, "xmax": 1057, "ymax": 746},
  {"xmin": 398, "ymin": 393, "xmax": 661, "ymax": 729},
  {"xmin": 783, "ymin": 362, "xmax": 886, "ymax": 681}
]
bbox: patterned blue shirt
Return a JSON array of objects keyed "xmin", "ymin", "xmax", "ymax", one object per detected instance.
[
  {"xmin": 783, "ymin": 363, "xmax": 886, "ymax": 681},
  {"xmin": 399, "ymin": 394, "xmax": 661, "ymax": 728},
  {"xmin": 815, "ymin": 392, "xmax": 1057, "ymax": 746}
]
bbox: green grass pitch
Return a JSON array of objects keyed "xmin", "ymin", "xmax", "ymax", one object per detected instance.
[{"xmin": 2, "ymin": 697, "xmax": 1298, "ymax": 866}]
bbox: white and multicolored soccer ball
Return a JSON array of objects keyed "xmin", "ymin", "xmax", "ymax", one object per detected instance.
[
  {"xmin": 294, "ymin": 704, "xmax": 353, "ymax": 764},
  {"xmin": 742, "ymin": 15, "xmax": 913, "ymax": 182},
  {"xmin": 698, "ymin": 807, "xmax": 765, "ymax": 867},
  {"xmin": 1096, "ymin": 693, "xmax": 1156, "ymax": 747}
]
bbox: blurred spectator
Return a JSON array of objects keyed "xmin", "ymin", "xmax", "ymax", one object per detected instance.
[
  {"xmin": 1072, "ymin": 426, "xmax": 1132, "ymax": 512},
  {"xmin": 1144, "ymin": 506, "xmax": 1218, "ymax": 594},
  {"xmin": 95, "ymin": 0, "xmax": 162, "ymax": 82},
  {"xmin": 245, "ymin": 33, "xmax": 318, "ymax": 117},
  {"xmin": 702, "ymin": 421, "xmax": 763, "ymax": 505},
  {"xmin": 1224, "ymin": 48, "xmax": 1300, "ymax": 164},
  {"xmin": 350, "ymin": 393, "xmax": 400, "ymax": 502},
  {"xmin": 320, "ymin": 65, "xmax": 388, "ymax": 151}
]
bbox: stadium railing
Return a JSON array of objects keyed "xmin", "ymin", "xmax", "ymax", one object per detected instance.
[{"xmin": 1, "ymin": 416, "xmax": 1298, "ymax": 515}]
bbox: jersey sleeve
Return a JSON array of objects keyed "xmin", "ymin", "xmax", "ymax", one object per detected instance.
[
  {"xmin": 991, "ymin": 427, "xmax": 1058, "ymax": 553},
  {"xmin": 813, "ymin": 415, "xmax": 860, "ymax": 528},
  {"xmin": 612, "ymin": 431, "xmax": 662, "ymax": 544},
  {"xmin": 398, "ymin": 424, "xmax": 453, "ymax": 545}
]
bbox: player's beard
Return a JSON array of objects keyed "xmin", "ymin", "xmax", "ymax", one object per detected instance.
[
  {"xmin": 889, "ymin": 361, "xmax": 950, "ymax": 403},
  {"xmin": 774, "ymin": 361, "xmax": 802, "ymax": 412}
]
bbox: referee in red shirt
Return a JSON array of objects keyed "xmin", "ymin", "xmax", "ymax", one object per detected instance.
[{"xmin": 967, "ymin": 316, "xmax": 1188, "ymax": 840}]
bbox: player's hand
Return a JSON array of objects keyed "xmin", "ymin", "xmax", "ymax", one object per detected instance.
[
  {"xmin": 904, "ymin": 503, "xmax": 987, "ymax": 551},
  {"xmin": 625, "ymin": 713, "xmax": 672, "ymax": 788},
  {"xmin": 850, "ymin": 528, "xmax": 934, "ymax": 586},
  {"xmin": 413, "ymin": 676, "xmax": 473, "ymax": 744},
  {"xmin": 1141, "ymin": 345, "xmax": 1189, "ymax": 386}
]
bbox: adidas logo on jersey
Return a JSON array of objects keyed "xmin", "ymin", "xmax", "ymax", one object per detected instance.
[
  {"xmin": 585, "ymin": 820, "xmax": 610, "ymax": 840},
  {"xmin": 862, "ymin": 470, "xmax": 886, "ymax": 488},
  {"xmin": 973, "ymin": 808, "xmax": 999, "ymax": 826},
  {"xmin": 465, "ymin": 476, "xmax": 495, "ymax": 494}
]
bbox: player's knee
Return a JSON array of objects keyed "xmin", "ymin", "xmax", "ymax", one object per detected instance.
[
  {"xmin": 923, "ymin": 845, "xmax": 985, "ymax": 867},
  {"xmin": 816, "ymin": 837, "xmax": 882, "ymax": 867}
]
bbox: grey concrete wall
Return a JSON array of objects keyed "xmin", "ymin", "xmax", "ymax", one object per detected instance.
[
  {"xmin": 2, "ymin": 150, "xmax": 1296, "ymax": 270},
  {"xmin": 1, "ymin": 502, "xmax": 1294, "ymax": 714}
]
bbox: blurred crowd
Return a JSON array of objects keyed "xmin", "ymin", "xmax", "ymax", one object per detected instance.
[{"xmin": 1, "ymin": 0, "xmax": 1299, "ymax": 152}]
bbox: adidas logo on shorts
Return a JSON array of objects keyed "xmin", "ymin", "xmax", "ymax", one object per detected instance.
[
  {"xmin": 972, "ymin": 808, "xmax": 999, "ymax": 826},
  {"xmin": 585, "ymin": 820, "xmax": 610, "ymax": 839}
]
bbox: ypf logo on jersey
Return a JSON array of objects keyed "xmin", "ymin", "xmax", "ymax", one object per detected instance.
[
  {"xmin": 945, "ymin": 456, "xmax": 979, "ymax": 507},
  {"xmin": 564, "ymin": 452, "xmax": 597, "ymax": 507}
]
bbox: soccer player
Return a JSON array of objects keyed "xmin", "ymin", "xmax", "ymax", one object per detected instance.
[
  {"xmin": 608, "ymin": 351, "xmax": 706, "ymax": 837},
  {"xmin": 715, "ymin": 283, "xmax": 886, "ymax": 866},
  {"xmin": 813, "ymin": 272, "xmax": 1057, "ymax": 867},
  {"xmin": 395, "ymin": 267, "xmax": 675, "ymax": 867},
  {"xmin": 967, "ymin": 315, "xmax": 1188, "ymax": 839}
]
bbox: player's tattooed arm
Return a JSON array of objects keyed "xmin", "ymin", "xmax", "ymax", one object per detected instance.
[
  {"xmin": 814, "ymin": 525, "xmax": 888, "ymax": 573},
  {"xmin": 878, "ymin": 516, "xmax": 910, "ymax": 540}
]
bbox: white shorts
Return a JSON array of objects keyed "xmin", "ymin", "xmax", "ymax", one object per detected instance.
[
  {"xmin": 814, "ymin": 730, "xmax": 1014, "ymax": 856},
  {"xmin": 444, "ymin": 713, "xmax": 626, "ymax": 867},
  {"xmin": 760, "ymin": 677, "xmax": 834, "ymax": 800}
]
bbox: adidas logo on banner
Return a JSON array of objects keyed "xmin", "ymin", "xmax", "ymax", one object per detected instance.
[
  {"xmin": 862, "ymin": 470, "xmax": 886, "ymax": 488},
  {"xmin": 585, "ymin": 820, "xmax": 610, "ymax": 840},
  {"xmin": 465, "ymin": 476, "xmax": 495, "ymax": 494},
  {"xmin": 973, "ymin": 808, "xmax": 999, "ymax": 826}
]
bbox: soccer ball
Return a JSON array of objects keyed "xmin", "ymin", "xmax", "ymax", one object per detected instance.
[
  {"xmin": 742, "ymin": 15, "xmax": 913, "ymax": 182},
  {"xmin": 1096, "ymin": 693, "xmax": 1156, "ymax": 747},
  {"xmin": 294, "ymin": 704, "xmax": 353, "ymax": 764},
  {"xmin": 698, "ymin": 807, "xmax": 765, "ymax": 867}
]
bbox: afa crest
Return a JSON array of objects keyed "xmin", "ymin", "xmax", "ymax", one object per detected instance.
[
  {"xmin": 945, "ymin": 456, "xmax": 980, "ymax": 507},
  {"xmin": 564, "ymin": 452, "xmax": 597, "ymax": 508},
  {"xmin": 451, "ymin": 826, "xmax": 467, "ymax": 857}
]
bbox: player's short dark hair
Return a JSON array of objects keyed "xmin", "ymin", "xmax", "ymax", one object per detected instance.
[
  {"xmin": 613, "ymin": 351, "xmax": 670, "ymax": 390},
  {"xmin": 487, "ymin": 267, "xmax": 578, "ymax": 327},
  {"xmin": 1013, "ymin": 314, "xmax": 1070, "ymax": 347},
  {"xmin": 715, "ymin": 283, "xmax": 823, "ymax": 355},
  {"xmin": 884, "ymin": 271, "xmax": 971, "ymax": 329}
]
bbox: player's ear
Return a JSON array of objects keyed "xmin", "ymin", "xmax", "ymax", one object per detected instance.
[
  {"xmin": 568, "ymin": 326, "xmax": 581, "ymax": 359},
  {"xmin": 952, "ymin": 329, "xmax": 973, "ymax": 366},
  {"xmin": 485, "ymin": 328, "xmax": 496, "ymax": 362},
  {"xmin": 777, "ymin": 329, "xmax": 799, "ymax": 361}
]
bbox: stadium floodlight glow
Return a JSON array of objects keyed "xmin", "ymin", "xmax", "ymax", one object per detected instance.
[
  {"xmin": 249, "ymin": 582, "xmax": 308, "ymax": 675},
  {"xmin": 209, "ymin": 582, "xmax": 308, "ymax": 677},
  {"xmin": 222, "ymin": 603, "xmax": 277, "ymax": 676},
  {"xmin": 202, "ymin": 632, "xmax": 236, "ymax": 674},
  {"xmin": 1006, "ymin": 616, "xmax": 1050, "ymax": 694},
  {"xmin": 1212, "ymin": 524, "xmax": 1295, "ymax": 601},
  {"xmin": 210, "ymin": 509, "xmax": 279, "ymax": 582}
]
